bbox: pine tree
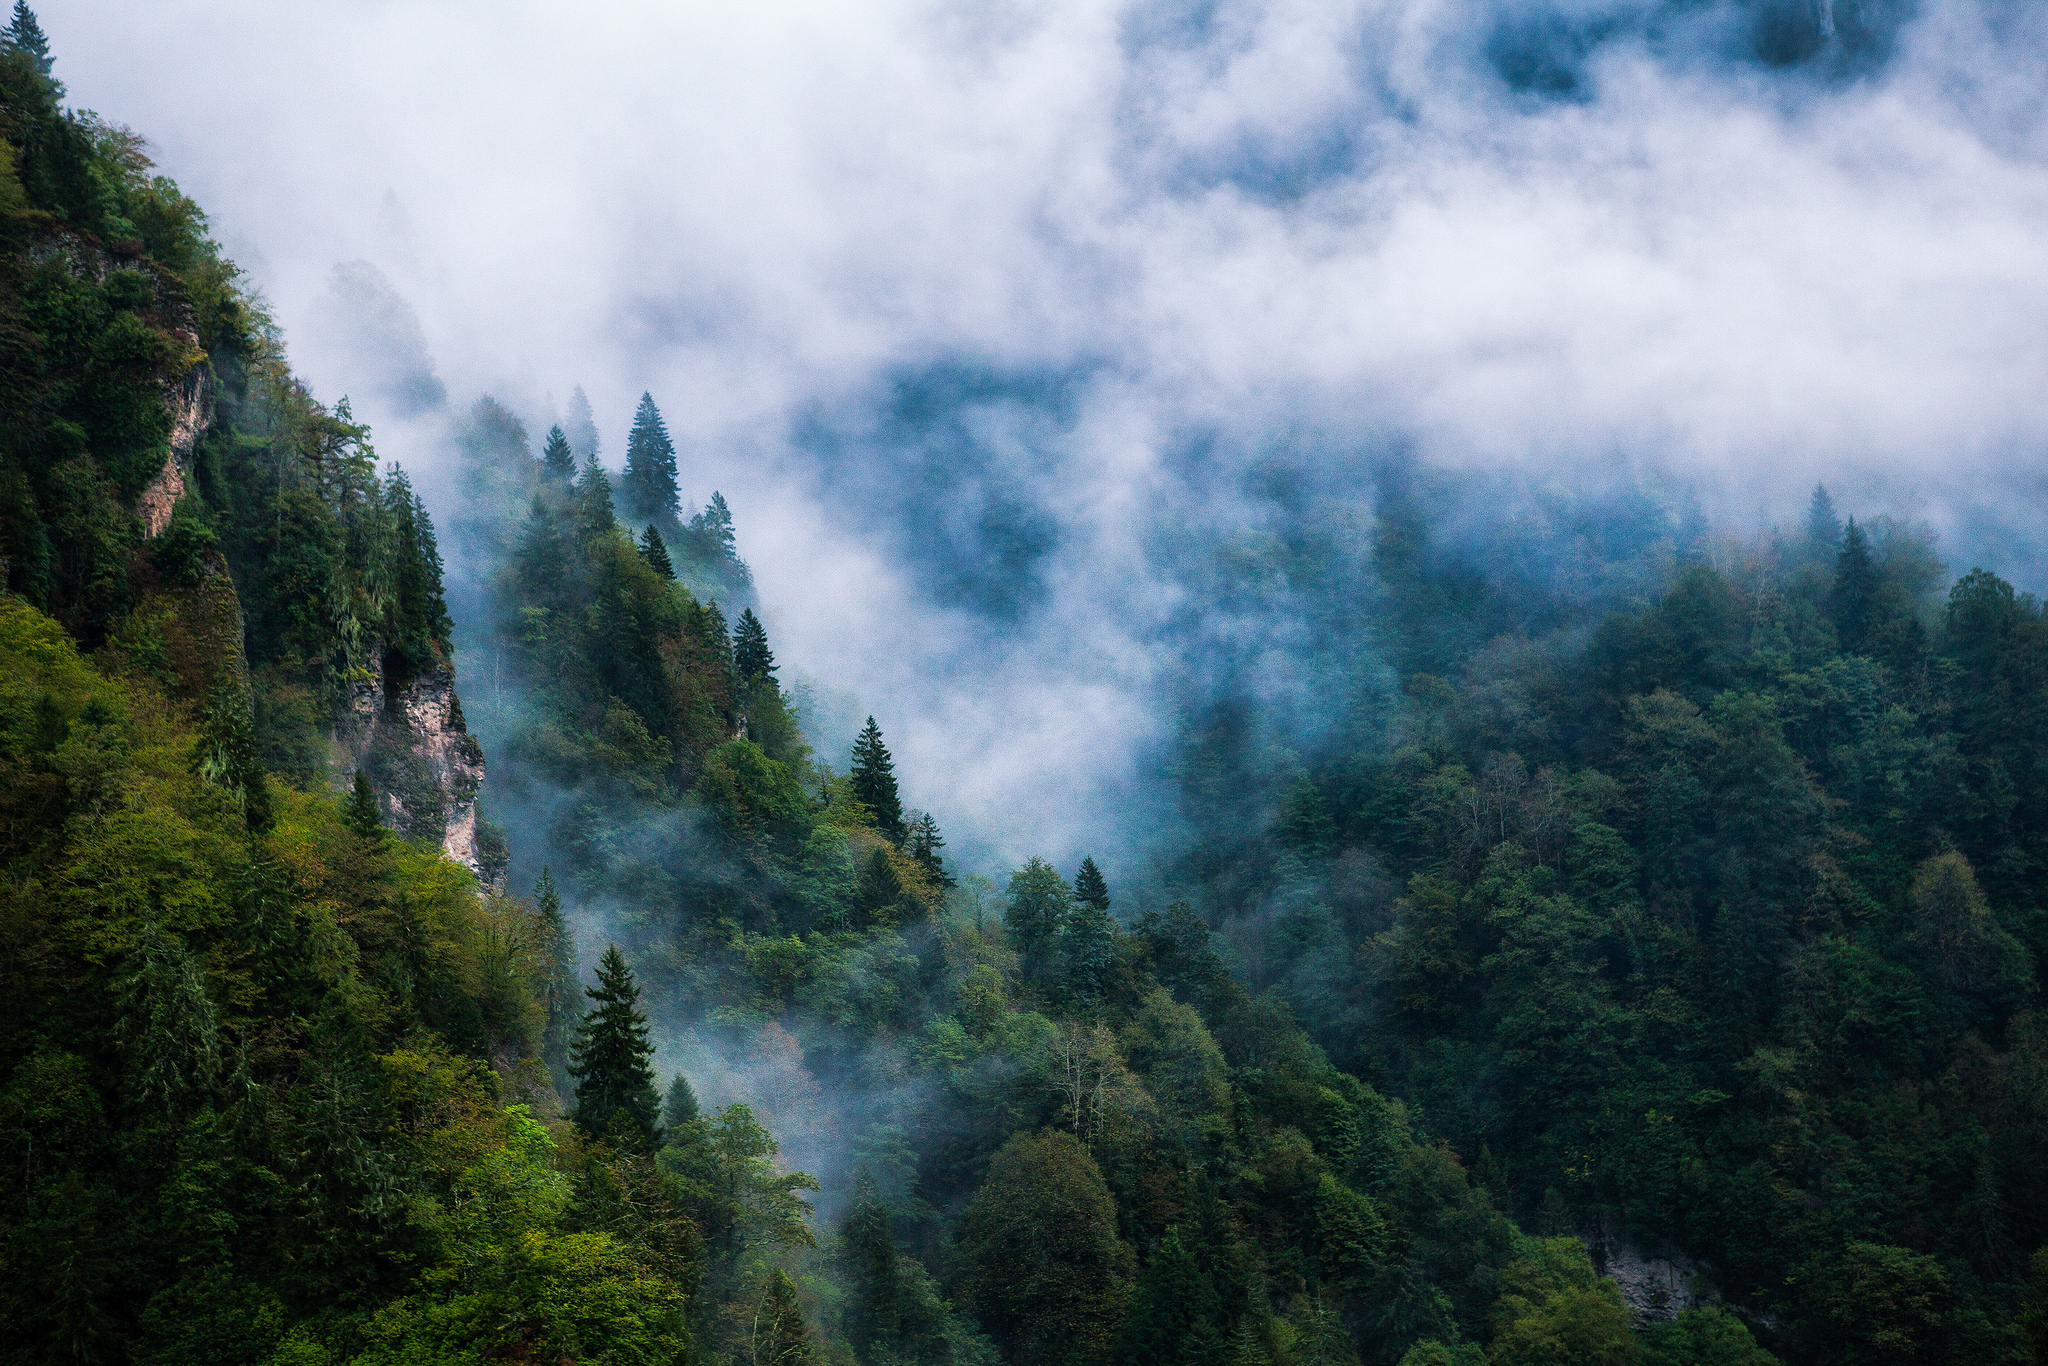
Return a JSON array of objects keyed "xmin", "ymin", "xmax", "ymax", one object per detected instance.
[
  {"xmin": 734, "ymin": 608, "xmax": 775, "ymax": 680},
  {"xmin": 565, "ymin": 384, "xmax": 600, "ymax": 462},
  {"xmin": 621, "ymin": 392, "xmax": 680, "ymax": 523},
  {"xmin": 1074, "ymin": 856, "xmax": 1109, "ymax": 911},
  {"xmin": 663, "ymin": 1072, "xmax": 700, "ymax": 1129},
  {"xmin": 908, "ymin": 812, "xmax": 955, "ymax": 888},
  {"xmin": 1805, "ymin": 483, "xmax": 1842, "ymax": 561},
  {"xmin": 575, "ymin": 451, "xmax": 615, "ymax": 541},
  {"xmin": 850, "ymin": 716, "xmax": 906, "ymax": 843},
  {"xmin": 1280, "ymin": 778, "xmax": 1335, "ymax": 856},
  {"xmin": 6, "ymin": 3, "xmax": 51, "ymax": 75},
  {"xmin": 705, "ymin": 599, "xmax": 733, "ymax": 667},
  {"xmin": 535, "ymin": 868, "xmax": 577, "ymax": 1099},
  {"xmin": 691, "ymin": 490, "xmax": 739, "ymax": 562},
  {"xmin": 1117, "ymin": 1226, "xmax": 1221, "ymax": 1366},
  {"xmin": 1061, "ymin": 896, "xmax": 1118, "ymax": 1005},
  {"xmin": 841, "ymin": 1168, "xmax": 900, "ymax": 1359},
  {"xmin": 117, "ymin": 923, "xmax": 220, "ymax": 1113},
  {"xmin": 752, "ymin": 1269, "xmax": 816, "ymax": 1366},
  {"xmin": 640, "ymin": 524, "xmax": 676, "ymax": 580},
  {"xmin": 567, "ymin": 945, "xmax": 662, "ymax": 1150},
  {"xmin": 1829, "ymin": 517, "xmax": 1879, "ymax": 653},
  {"xmin": 541, "ymin": 424, "xmax": 577, "ymax": 485},
  {"xmin": 343, "ymin": 769, "xmax": 383, "ymax": 839}
]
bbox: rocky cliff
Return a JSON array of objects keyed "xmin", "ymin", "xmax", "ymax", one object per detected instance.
[{"xmin": 334, "ymin": 649, "xmax": 487, "ymax": 874}]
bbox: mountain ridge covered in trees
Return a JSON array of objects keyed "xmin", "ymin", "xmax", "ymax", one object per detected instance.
[{"xmin": 4, "ymin": 11, "xmax": 2048, "ymax": 1366}]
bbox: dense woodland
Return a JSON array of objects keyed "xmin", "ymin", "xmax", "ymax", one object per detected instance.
[{"xmin": 3, "ymin": 10, "xmax": 2048, "ymax": 1366}]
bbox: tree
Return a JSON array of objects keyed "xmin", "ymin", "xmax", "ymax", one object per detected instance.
[
  {"xmin": 1639, "ymin": 1308, "xmax": 1779, "ymax": 1366},
  {"xmin": 541, "ymin": 424, "xmax": 576, "ymax": 485},
  {"xmin": 621, "ymin": 392, "xmax": 680, "ymax": 523},
  {"xmin": 565, "ymin": 384, "xmax": 600, "ymax": 461},
  {"xmin": 752, "ymin": 1269, "xmax": 815, "ymax": 1366},
  {"xmin": 908, "ymin": 812, "xmax": 955, "ymax": 887},
  {"xmin": 841, "ymin": 1168, "xmax": 900, "ymax": 1360},
  {"xmin": 568, "ymin": 945, "xmax": 662, "ymax": 1150},
  {"xmin": 1074, "ymin": 856, "xmax": 1109, "ymax": 912},
  {"xmin": 960, "ymin": 1129, "xmax": 1133, "ymax": 1365},
  {"xmin": 343, "ymin": 768, "xmax": 383, "ymax": 839},
  {"xmin": 1117, "ymin": 1226, "xmax": 1221, "ymax": 1366},
  {"xmin": 640, "ymin": 525, "xmax": 676, "ymax": 580},
  {"xmin": 1795, "ymin": 1242, "xmax": 1949, "ymax": 1366},
  {"xmin": 851, "ymin": 716, "xmax": 906, "ymax": 843},
  {"xmin": 692, "ymin": 491, "xmax": 738, "ymax": 563},
  {"xmin": 734, "ymin": 608, "xmax": 775, "ymax": 681},
  {"xmin": 1828, "ymin": 518, "xmax": 1879, "ymax": 653},
  {"xmin": 116, "ymin": 924, "xmax": 220, "ymax": 1113},
  {"xmin": 5, "ymin": 3, "xmax": 50, "ymax": 75},
  {"xmin": 535, "ymin": 869, "xmax": 577, "ymax": 1098},
  {"xmin": 1060, "ymin": 897, "xmax": 1118, "ymax": 1005},
  {"xmin": 1805, "ymin": 483, "xmax": 1841, "ymax": 560},
  {"xmin": 575, "ymin": 452, "xmax": 615, "ymax": 541},
  {"xmin": 1006, "ymin": 858, "xmax": 1071, "ymax": 977}
]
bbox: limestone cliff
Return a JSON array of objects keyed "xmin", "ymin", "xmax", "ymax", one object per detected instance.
[{"xmin": 334, "ymin": 647, "xmax": 487, "ymax": 875}]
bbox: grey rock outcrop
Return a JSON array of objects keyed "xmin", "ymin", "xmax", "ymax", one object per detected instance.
[{"xmin": 334, "ymin": 647, "xmax": 486, "ymax": 875}]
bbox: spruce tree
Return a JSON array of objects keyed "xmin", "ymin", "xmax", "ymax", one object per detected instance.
[
  {"xmin": 541, "ymin": 424, "xmax": 577, "ymax": 485},
  {"xmin": 1829, "ymin": 517, "xmax": 1879, "ymax": 653},
  {"xmin": 752, "ymin": 1269, "xmax": 816, "ymax": 1366},
  {"xmin": 1805, "ymin": 483, "xmax": 1841, "ymax": 560},
  {"xmin": 841, "ymin": 1168, "xmax": 900, "ymax": 1359},
  {"xmin": 575, "ymin": 451, "xmax": 615, "ymax": 541},
  {"xmin": 565, "ymin": 384, "xmax": 600, "ymax": 462},
  {"xmin": 343, "ymin": 769, "xmax": 383, "ymax": 839},
  {"xmin": 908, "ymin": 812, "xmax": 955, "ymax": 888},
  {"xmin": 567, "ymin": 945, "xmax": 662, "ymax": 1150},
  {"xmin": 690, "ymin": 490, "xmax": 741, "ymax": 567},
  {"xmin": 850, "ymin": 716, "xmax": 906, "ymax": 842},
  {"xmin": 1061, "ymin": 895, "xmax": 1118, "ymax": 1005},
  {"xmin": 621, "ymin": 392, "xmax": 680, "ymax": 523},
  {"xmin": 734, "ymin": 608, "xmax": 775, "ymax": 680},
  {"xmin": 1074, "ymin": 856, "xmax": 1109, "ymax": 912},
  {"xmin": 6, "ymin": 2, "xmax": 51, "ymax": 75},
  {"xmin": 1004, "ymin": 857, "xmax": 1071, "ymax": 977},
  {"xmin": 663, "ymin": 1072, "xmax": 700, "ymax": 1129},
  {"xmin": 640, "ymin": 524, "xmax": 676, "ymax": 580},
  {"xmin": 535, "ymin": 868, "xmax": 577, "ymax": 1099}
]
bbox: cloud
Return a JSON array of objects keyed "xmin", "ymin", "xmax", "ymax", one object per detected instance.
[{"xmin": 48, "ymin": 0, "xmax": 2048, "ymax": 869}]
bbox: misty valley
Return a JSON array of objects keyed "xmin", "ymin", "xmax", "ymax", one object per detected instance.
[{"xmin": 6, "ymin": 6, "xmax": 2048, "ymax": 1366}]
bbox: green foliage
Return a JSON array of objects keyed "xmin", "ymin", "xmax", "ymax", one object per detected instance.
[
  {"xmin": 568, "ymin": 945, "xmax": 663, "ymax": 1151},
  {"xmin": 851, "ymin": 714, "xmax": 905, "ymax": 842}
]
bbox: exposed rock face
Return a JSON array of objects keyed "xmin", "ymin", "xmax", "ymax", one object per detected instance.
[
  {"xmin": 334, "ymin": 646, "xmax": 487, "ymax": 875},
  {"xmin": 138, "ymin": 343, "xmax": 210, "ymax": 539},
  {"xmin": 1584, "ymin": 1223, "xmax": 1718, "ymax": 1320}
]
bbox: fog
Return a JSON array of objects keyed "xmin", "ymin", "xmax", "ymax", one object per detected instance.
[{"xmin": 48, "ymin": 0, "xmax": 2048, "ymax": 871}]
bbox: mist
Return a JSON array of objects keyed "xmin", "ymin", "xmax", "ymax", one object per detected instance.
[{"xmin": 49, "ymin": 0, "xmax": 2048, "ymax": 872}]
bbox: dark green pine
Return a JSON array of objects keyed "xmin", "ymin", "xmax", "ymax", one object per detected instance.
[
  {"xmin": 6, "ymin": 2, "xmax": 52, "ymax": 74},
  {"xmin": 640, "ymin": 525, "xmax": 676, "ymax": 580},
  {"xmin": 908, "ymin": 812, "xmax": 955, "ymax": 887},
  {"xmin": 851, "ymin": 716, "xmax": 905, "ymax": 843},
  {"xmin": 567, "ymin": 945, "xmax": 662, "ymax": 1150},
  {"xmin": 575, "ymin": 451, "xmax": 615, "ymax": 540},
  {"xmin": 621, "ymin": 392, "xmax": 680, "ymax": 523},
  {"xmin": 1074, "ymin": 856, "xmax": 1109, "ymax": 911},
  {"xmin": 1828, "ymin": 517, "xmax": 1878, "ymax": 653},
  {"xmin": 541, "ymin": 424, "xmax": 577, "ymax": 484},
  {"xmin": 734, "ymin": 608, "xmax": 775, "ymax": 680},
  {"xmin": 662, "ymin": 1071, "xmax": 700, "ymax": 1128},
  {"xmin": 535, "ymin": 868, "xmax": 577, "ymax": 1098},
  {"xmin": 342, "ymin": 768, "xmax": 383, "ymax": 839}
]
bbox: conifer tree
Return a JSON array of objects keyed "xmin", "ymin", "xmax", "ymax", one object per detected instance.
[
  {"xmin": 850, "ymin": 716, "xmax": 906, "ymax": 843},
  {"xmin": 1805, "ymin": 483, "xmax": 1841, "ymax": 560},
  {"xmin": 568, "ymin": 944, "xmax": 662, "ymax": 1150},
  {"xmin": 565, "ymin": 384, "xmax": 600, "ymax": 462},
  {"xmin": 621, "ymin": 392, "xmax": 681, "ymax": 523},
  {"xmin": 1829, "ymin": 517, "xmax": 1879, "ymax": 653},
  {"xmin": 640, "ymin": 524, "xmax": 676, "ymax": 580},
  {"xmin": 734, "ymin": 608, "xmax": 775, "ymax": 680},
  {"xmin": 752, "ymin": 1269, "xmax": 816, "ymax": 1366},
  {"xmin": 691, "ymin": 491, "xmax": 739, "ymax": 562},
  {"xmin": 541, "ymin": 424, "xmax": 577, "ymax": 485},
  {"xmin": 343, "ymin": 768, "xmax": 383, "ymax": 839},
  {"xmin": 117, "ymin": 923, "xmax": 220, "ymax": 1113},
  {"xmin": 908, "ymin": 812, "xmax": 955, "ymax": 888},
  {"xmin": 705, "ymin": 599, "xmax": 733, "ymax": 666},
  {"xmin": 1074, "ymin": 856, "xmax": 1109, "ymax": 912},
  {"xmin": 1061, "ymin": 894, "xmax": 1118, "ymax": 1005},
  {"xmin": 1004, "ymin": 857, "xmax": 1071, "ymax": 976},
  {"xmin": 6, "ymin": 2, "xmax": 51, "ymax": 75},
  {"xmin": 663, "ymin": 1071, "xmax": 700, "ymax": 1128},
  {"xmin": 575, "ymin": 451, "xmax": 615, "ymax": 541},
  {"xmin": 840, "ymin": 1168, "xmax": 900, "ymax": 1359},
  {"xmin": 535, "ymin": 868, "xmax": 577, "ymax": 1098}
]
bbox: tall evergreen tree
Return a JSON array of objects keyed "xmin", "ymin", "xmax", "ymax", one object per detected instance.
[
  {"xmin": 621, "ymin": 392, "xmax": 680, "ymax": 523},
  {"xmin": 564, "ymin": 384, "xmax": 601, "ymax": 461},
  {"xmin": 1805, "ymin": 483, "xmax": 1842, "ymax": 560},
  {"xmin": 663, "ymin": 1072, "xmax": 700, "ymax": 1129},
  {"xmin": 343, "ymin": 769, "xmax": 383, "ymax": 839},
  {"xmin": 908, "ymin": 812, "xmax": 955, "ymax": 888},
  {"xmin": 640, "ymin": 524, "xmax": 676, "ymax": 580},
  {"xmin": 734, "ymin": 608, "xmax": 775, "ymax": 681},
  {"xmin": 752, "ymin": 1269, "xmax": 816, "ymax": 1366},
  {"xmin": 1061, "ymin": 895, "xmax": 1118, "ymax": 1005},
  {"xmin": 575, "ymin": 451, "xmax": 615, "ymax": 541},
  {"xmin": 1117, "ymin": 1226, "xmax": 1221, "ymax": 1366},
  {"xmin": 567, "ymin": 945, "xmax": 661, "ymax": 1150},
  {"xmin": 541, "ymin": 424, "xmax": 577, "ymax": 485},
  {"xmin": 1004, "ymin": 858, "xmax": 1071, "ymax": 977},
  {"xmin": 1074, "ymin": 856, "xmax": 1109, "ymax": 912},
  {"xmin": 383, "ymin": 467, "xmax": 451, "ymax": 676},
  {"xmin": 840, "ymin": 1168, "xmax": 900, "ymax": 1360},
  {"xmin": 1829, "ymin": 517, "xmax": 1879, "ymax": 653},
  {"xmin": 535, "ymin": 868, "xmax": 577, "ymax": 1100},
  {"xmin": 691, "ymin": 491, "xmax": 738, "ymax": 562},
  {"xmin": 5, "ymin": 2, "xmax": 51, "ymax": 75},
  {"xmin": 850, "ymin": 716, "xmax": 905, "ymax": 842}
]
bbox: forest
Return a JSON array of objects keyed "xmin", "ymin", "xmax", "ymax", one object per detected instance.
[{"xmin": 3, "ymin": 8, "xmax": 2048, "ymax": 1366}]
